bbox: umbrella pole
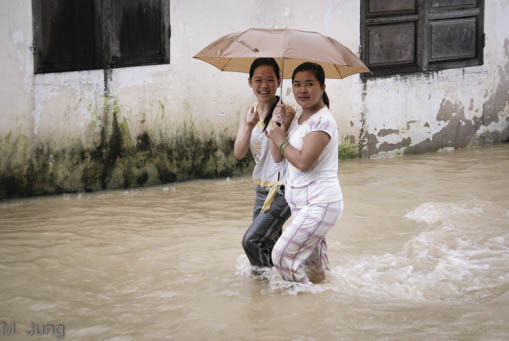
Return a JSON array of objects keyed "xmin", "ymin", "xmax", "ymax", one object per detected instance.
[
  {"xmin": 280, "ymin": 60, "xmax": 284, "ymax": 104},
  {"xmin": 280, "ymin": 79, "xmax": 284, "ymax": 104},
  {"xmin": 275, "ymin": 62, "xmax": 284, "ymax": 127}
]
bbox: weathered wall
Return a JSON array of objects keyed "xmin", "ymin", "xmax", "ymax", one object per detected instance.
[
  {"xmin": 358, "ymin": 1, "xmax": 509, "ymax": 158},
  {"xmin": 1, "ymin": 0, "xmax": 508, "ymax": 200}
]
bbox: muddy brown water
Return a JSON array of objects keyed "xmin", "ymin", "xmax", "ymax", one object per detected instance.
[{"xmin": 1, "ymin": 144, "xmax": 508, "ymax": 340}]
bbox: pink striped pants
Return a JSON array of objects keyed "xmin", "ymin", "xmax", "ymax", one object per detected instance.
[{"xmin": 271, "ymin": 200, "xmax": 343, "ymax": 283}]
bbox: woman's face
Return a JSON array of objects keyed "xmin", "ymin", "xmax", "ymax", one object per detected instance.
[
  {"xmin": 292, "ymin": 70, "xmax": 325, "ymax": 112},
  {"xmin": 249, "ymin": 65, "xmax": 280, "ymax": 103}
]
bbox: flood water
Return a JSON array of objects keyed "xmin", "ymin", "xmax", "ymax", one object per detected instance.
[{"xmin": 1, "ymin": 144, "xmax": 509, "ymax": 340}]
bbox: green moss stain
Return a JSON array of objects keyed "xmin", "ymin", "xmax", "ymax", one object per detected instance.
[
  {"xmin": 338, "ymin": 141, "xmax": 360, "ymax": 160},
  {"xmin": 4, "ymin": 131, "xmax": 12, "ymax": 143},
  {"xmin": 0, "ymin": 102, "xmax": 254, "ymax": 200},
  {"xmin": 159, "ymin": 100, "xmax": 166, "ymax": 121}
]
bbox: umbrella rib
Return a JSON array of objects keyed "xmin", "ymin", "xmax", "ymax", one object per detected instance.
[
  {"xmin": 220, "ymin": 58, "xmax": 232, "ymax": 71},
  {"xmin": 334, "ymin": 64, "xmax": 345, "ymax": 79}
]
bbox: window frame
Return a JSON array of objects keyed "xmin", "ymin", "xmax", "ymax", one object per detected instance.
[
  {"xmin": 32, "ymin": 0, "xmax": 171, "ymax": 74},
  {"xmin": 360, "ymin": 0, "xmax": 484, "ymax": 79}
]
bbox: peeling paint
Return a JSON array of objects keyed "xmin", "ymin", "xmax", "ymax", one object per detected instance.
[
  {"xmin": 379, "ymin": 137, "xmax": 411, "ymax": 153},
  {"xmin": 378, "ymin": 128, "xmax": 399, "ymax": 137},
  {"xmin": 358, "ymin": 37, "xmax": 509, "ymax": 158},
  {"xmin": 405, "ymin": 99, "xmax": 482, "ymax": 154},
  {"xmin": 477, "ymin": 39, "xmax": 509, "ymax": 144}
]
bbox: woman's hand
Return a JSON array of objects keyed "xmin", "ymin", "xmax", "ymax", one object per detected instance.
[
  {"xmin": 274, "ymin": 103, "xmax": 296, "ymax": 132},
  {"xmin": 246, "ymin": 104, "xmax": 260, "ymax": 128},
  {"xmin": 234, "ymin": 104, "xmax": 259, "ymax": 160},
  {"xmin": 265, "ymin": 122, "xmax": 287, "ymax": 163},
  {"xmin": 265, "ymin": 121, "xmax": 286, "ymax": 146}
]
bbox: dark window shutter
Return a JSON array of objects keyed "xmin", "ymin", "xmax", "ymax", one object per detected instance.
[
  {"xmin": 32, "ymin": 0, "xmax": 170, "ymax": 74},
  {"xmin": 361, "ymin": 0, "xmax": 420, "ymax": 77},
  {"xmin": 32, "ymin": 0, "xmax": 102, "ymax": 73},
  {"xmin": 425, "ymin": 0, "xmax": 484, "ymax": 71},
  {"xmin": 360, "ymin": 0, "xmax": 484, "ymax": 78},
  {"xmin": 430, "ymin": 0, "xmax": 478, "ymax": 11},
  {"xmin": 110, "ymin": 0, "xmax": 170, "ymax": 68},
  {"xmin": 367, "ymin": 0, "xmax": 416, "ymax": 15},
  {"xmin": 367, "ymin": 22, "xmax": 416, "ymax": 66}
]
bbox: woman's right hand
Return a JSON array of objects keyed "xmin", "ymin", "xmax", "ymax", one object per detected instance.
[
  {"xmin": 234, "ymin": 105, "xmax": 259, "ymax": 159},
  {"xmin": 274, "ymin": 103, "xmax": 296, "ymax": 131},
  {"xmin": 246, "ymin": 104, "xmax": 260, "ymax": 128}
]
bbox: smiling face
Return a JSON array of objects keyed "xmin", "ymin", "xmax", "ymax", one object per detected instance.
[
  {"xmin": 292, "ymin": 70, "xmax": 325, "ymax": 113},
  {"xmin": 248, "ymin": 65, "xmax": 280, "ymax": 103}
]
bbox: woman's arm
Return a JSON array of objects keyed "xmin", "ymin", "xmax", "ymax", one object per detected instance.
[
  {"xmin": 268, "ymin": 103, "xmax": 296, "ymax": 163},
  {"xmin": 234, "ymin": 105, "xmax": 259, "ymax": 160},
  {"xmin": 285, "ymin": 131, "xmax": 330, "ymax": 171},
  {"xmin": 269, "ymin": 134, "xmax": 284, "ymax": 162}
]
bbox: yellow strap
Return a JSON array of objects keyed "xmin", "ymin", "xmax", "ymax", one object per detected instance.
[{"xmin": 262, "ymin": 181, "xmax": 284, "ymax": 212}]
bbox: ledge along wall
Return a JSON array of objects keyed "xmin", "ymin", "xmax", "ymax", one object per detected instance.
[{"xmin": 1, "ymin": 0, "xmax": 508, "ymax": 200}]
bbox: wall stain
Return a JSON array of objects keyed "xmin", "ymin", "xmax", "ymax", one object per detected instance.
[
  {"xmin": 358, "ymin": 111, "xmax": 379, "ymax": 158},
  {"xmin": 378, "ymin": 128, "xmax": 400, "ymax": 137},
  {"xmin": 379, "ymin": 137, "xmax": 412, "ymax": 153},
  {"xmin": 478, "ymin": 38, "xmax": 509, "ymax": 144},
  {"xmin": 405, "ymin": 100, "xmax": 481, "ymax": 155},
  {"xmin": 358, "ymin": 39, "xmax": 509, "ymax": 158},
  {"xmin": 0, "ymin": 102, "xmax": 254, "ymax": 200}
]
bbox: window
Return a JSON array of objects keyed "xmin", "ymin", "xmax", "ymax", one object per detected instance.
[
  {"xmin": 360, "ymin": 0, "xmax": 484, "ymax": 78},
  {"xmin": 32, "ymin": 0, "xmax": 171, "ymax": 74}
]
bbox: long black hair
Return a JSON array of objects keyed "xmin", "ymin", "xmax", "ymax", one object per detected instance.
[
  {"xmin": 291, "ymin": 62, "xmax": 330, "ymax": 108},
  {"xmin": 249, "ymin": 58, "xmax": 281, "ymax": 131}
]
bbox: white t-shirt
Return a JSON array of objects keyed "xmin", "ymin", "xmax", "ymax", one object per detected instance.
[
  {"xmin": 250, "ymin": 106, "xmax": 287, "ymax": 187},
  {"xmin": 285, "ymin": 106, "xmax": 343, "ymax": 205}
]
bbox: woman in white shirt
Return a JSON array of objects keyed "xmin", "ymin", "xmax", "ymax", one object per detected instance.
[
  {"xmin": 234, "ymin": 58, "xmax": 295, "ymax": 270},
  {"xmin": 266, "ymin": 62, "xmax": 344, "ymax": 283}
]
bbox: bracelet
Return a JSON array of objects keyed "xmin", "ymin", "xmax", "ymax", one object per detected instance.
[
  {"xmin": 279, "ymin": 139, "xmax": 289, "ymax": 155},
  {"xmin": 278, "ymin": 139, "xmax": 288, "ymax": 154},
  {"xmin": 281, "ymin": 142, "xmax": 289, "ymax": 155}
]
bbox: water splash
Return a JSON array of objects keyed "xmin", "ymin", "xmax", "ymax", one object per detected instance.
[
  {"xmin": 236, "ymin": 255, "xmax": 331, "ymax": 296},
  {"xmin": 235, "ymin": 255, "xmax": 338, "ymax": 296},
  {"xmin": 331, "ymin": 200, "xmax": 509, "ymax": 304},
  {"xmin": 235, "ymin": 201, "xmax": 509, "ymax": 302}
]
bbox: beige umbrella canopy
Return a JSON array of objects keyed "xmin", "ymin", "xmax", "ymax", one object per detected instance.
[{"xmin": 193, "ymin": 27, "xmax": 370, "ymax": 79}]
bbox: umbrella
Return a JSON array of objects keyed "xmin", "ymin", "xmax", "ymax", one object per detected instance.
[{"xmin": 193, "ymin": 27, "xmax": 370, "ymax": 80}]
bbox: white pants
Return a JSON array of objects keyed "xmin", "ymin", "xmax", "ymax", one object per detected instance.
[{"xmin": 272, "ymin": 200, "xmax": 343, "ymax": 283}]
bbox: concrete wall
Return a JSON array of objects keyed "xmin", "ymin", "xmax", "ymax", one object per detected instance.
[
  {"xmin": 358, "ymin": 1, "xmax": 509, "ymax": 158},
  {"xmin": 1, "ymin": 0, "xmax": 508, "ymax": 199}
]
